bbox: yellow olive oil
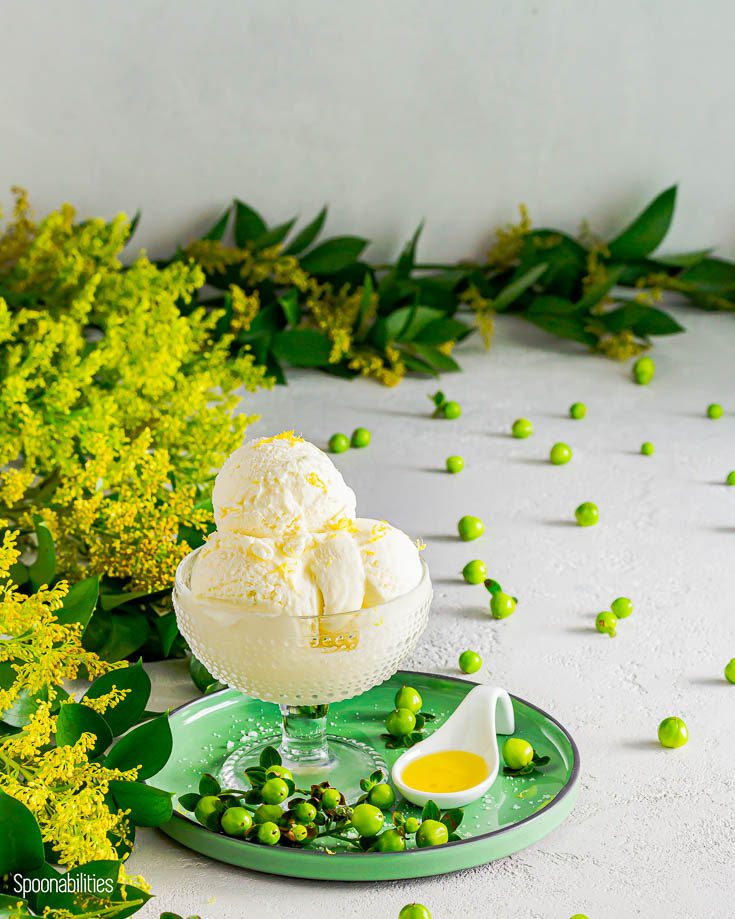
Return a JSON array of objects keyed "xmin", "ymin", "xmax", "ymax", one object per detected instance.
[{"xmin": 402, "ymin": 750, "xmax": 489, "ymax": 793}]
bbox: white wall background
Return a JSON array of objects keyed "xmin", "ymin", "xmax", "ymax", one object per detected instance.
[{"xmin": 2, "ymin": 0, "xmax": 735, "ymax": 261}]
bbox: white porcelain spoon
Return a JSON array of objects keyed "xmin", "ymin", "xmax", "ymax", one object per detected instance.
[{"xmin": 391, "ymin": 685, "xmax": 515, "ymax": 808}]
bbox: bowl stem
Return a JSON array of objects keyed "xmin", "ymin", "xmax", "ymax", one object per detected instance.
[{"xmin": 280, "ymin": 704, "xmax": 333, "ymax": 768}]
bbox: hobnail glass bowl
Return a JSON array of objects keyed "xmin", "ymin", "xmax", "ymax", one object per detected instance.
[{"xmin": 173, "ymin": 547, "xmax": 432, "ymax": 794}]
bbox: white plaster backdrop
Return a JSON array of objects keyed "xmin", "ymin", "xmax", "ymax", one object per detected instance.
[{"xmin": 2, "ymin": 0, "xmax": 735, "ymax": 261}]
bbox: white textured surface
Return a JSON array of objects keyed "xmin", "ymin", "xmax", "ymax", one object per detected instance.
[
  {"xmin": 3, "ymin": 1, "xmax": 735, "ymax": 259},
  {"xmin": 132, "ymin": 308, "xmax": 735, "ymax": 918}
]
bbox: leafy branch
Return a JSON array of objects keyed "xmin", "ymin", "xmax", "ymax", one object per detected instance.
[{"xmin": 168, "ymin": 186, "xmax": 735, "ymax": 384}]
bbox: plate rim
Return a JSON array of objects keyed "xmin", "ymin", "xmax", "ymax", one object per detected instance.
[{"xmin": 157, "ymin": 669, "xmax": 580, "ymax": 860}]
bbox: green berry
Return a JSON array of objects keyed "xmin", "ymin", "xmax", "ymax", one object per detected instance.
[
  {"xmin": 569, "ymin": 402, "xmax": 587, "ymax": 420},
  {"xmin": 724, "ymin": 659, "xmax": 735, "ymax": 684},
  {"xmin": 490, "ymin": 591, "xmax": 516, "ymax": 620},
  {"xmin": 641, "ymin": 441, "xmax": 654, "ymax": 456},
  {"xmin": 658, "ymin": 716, "xmax": 688, "ymax": 749},
  {"xmin": 707, "ymin": 403, "xmax": 723, "ymax": 419},
  {"xmin": 726, "ymin": 471, "xmax": 735, "ymax": 486},
  {"xmin": 254, "ymin": 803, "xmax": 284, "ymax": 825},
  {"xmin": 443, "ymin": 401, "xmax": 462, "ymax": 420},
  {"xmin": 394, "ymin": 685, "xmax": 423, "ymax": 714},
  {"xmin": 265, "ymin": 764, "xmax": 293, "ymax": 782},
  {"xmin": 512, "ymin": 418, "xmax": 533, "ymax": 439},
  {"xmin": 385, "ymin": 707, "xmax": 416, "ymax": 737},
  {"xmin": 293, "ymin": 801, "xmax": 317, "ymax": 823},
  {"xmin": 459, "ymin": 650, "xmax": 482, "ymax": 674},
  {"xmin": 502, "ymin": 737, "xmax": 534, "ymax": 770},
  {"xmin": 446, "ymin": 455, "xmax": 465, "ymax": 474},
  {"xmin": 194, "ymin": 795, "xmax": 225, "ymax": 831},
  {"xmin": 633, "ymin": 356, "xmax": 655, "ymax": 384},
  {"xmin": 375, "ymin": 828, "xmax": 406, "ymax": 852},
  {"xmin": 351, "ymin": 802, "xmax": 384, "ymax": 837},
  {"xmin": 569, "ymin": 915, "xmax": 589, "ymax": 919},
  {"xmin": 404, "ymin": 816, "xmax": 421, "ymax": 834},
  {"xmin": 351, "ymin": 427, "xmax": 371, "ymax": 448},
  {"xmin": 220, "ymin": 806, "xmax": 253, "ymax": 838},
  {"xmin": 458, "ymin": 515, "xmax": 484, "ymax": 541},
  {"xmin": 575, "ymin": 502, "xmax": 599, "ymax": 527},
  {"xmin": 550, "ymin": 442, "xmax": 572, "ymax": 465},
  {"xmin": 415, "ymin": 819, "xmax": 449, "ymax": 848},
  {"xmin": 320, "ymin": 788, "xmax": 342, "ymax": 810},
  {"xmin": 261, "ymin": 777, "xmax": 289, "ymax": 805},
  {"xmin": 595, "ymin": 611, "xmax": 618, "ymax": 637},
  {"xmin": 462, "ymin": 559, "xmax": 487, "ymax": 584},
  {"xmin": 398, "ymin": 905, "xmax": 432, "ymax": 919},
  {"xmin": 257, "ymin": 821, "xmax": 281, "ymax": 845},
  {"xmin": 367, "ymin": 783, "xmax": 396, "ymax": 810},
  {"xmin": 292, "ymin": 824, "xmax": 309, "ymax": 842},
  {"xmin": 611, "ymin": 597, "xmax": 633, "ymax": 619},
  {"xmin": 328, "ymin": 433, "xmax": 350, "ymax": 454}
]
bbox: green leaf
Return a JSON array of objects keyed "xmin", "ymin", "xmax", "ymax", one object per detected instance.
[
  {"xmin": 654, "ymin": 248, "xmax": 712, "ymax": 269},
  {"xmin": 57, "ymin": 576, "xmax": 99, "ymax": 629},
  {"xmin": 82, "ymin": 607, "xmax": 151, "ymax": 662},
  {"xmin": 421, "ymin": 800, "xmax": 441, "ymax": 821},
  {"xmin": 278, "ymin": 288, "xmax": 301, "ymax": 327},
  {"xmin": 100, "ymin": 589, "xmax": 153, "ymax": 612},
  {"xmin": 29, "ymin": 517, "xmax": 55, "ymax": 591},
  {"xmin": 259, "ymin": 745, "xmax": 281, "ymax": 769},
  {"xmin": 526, "ymin": 295, "xmax": 579, "ymax": 316},
  {"xmin": 518, "ymin": 231, "xmax": 586, "ymax": 298},
  {"xmin": 354, "ymin": 272, "xmax": 375, "ymax": 341},
  {"xmin": 493, "ymin": 263, "xmax": 548, "ymax": 311},
  {"xmin": 0, "ymin": 791, "xmax": 44, "ymax": 874},
  {"xmin": 84, "ymin": 661, "xmax": 151, "ymax": 736},
  {"xmin": 607, "ymin": 186, "xmax": 677, "ymax": 260},
  {"xmin": 199, "ymin": 773, "xmax": 221, "ymax": 797},
  {"xmin": 178, "ymin": 792, "xmax": 201, "ymax": 812},
  {"xmin": 284, "ymin": 206, "xmax": 328, "ymax": 255},
  {"xmin": 679, "ymin": 257, "xmax": 735, "ymax": 293},
  {"xmin": 413, "ymin": 317, "xmax": 473, "ymax": 345},
  {"xmin": 409, "ymin": 343, "xmax": 461, "ymax": 373},
  {"xmin": 574, "ymin": 265, "xmax": 625, "ymax": 312},
  {"xmin": 234, "ymin": 200, "xmax": 267, "ymax": 247},
  {"xmin": 383, "ymin": 304, "xmax": 445, "ymax": 342},
  {"xmin": 441, "ymin": 807, "xmax": 464, "ymax": 833},
  {"xmin": 525, "ymin": 313, "xmax": 597, "ymax": 346},
  {"xmin": 56, "ymin": 702, "xmax": 113, "ymax": 757},
  {"xmin": 202, "ymin": 207, "xmax": 231, "ymax": 242},
  {"xmin": 127, "ymin": 210, "xmax": 141, "ymax": 243},
  {"xmin": 400, "ymin": 352, "xmax": 439, "ymax": 376},
  {"xmin": 300, "ymin": 236, "xmax": 368, "ymax": 274},
  {"xmin": 153, "ymin": 612, "xmax": 180, "ymax": 658},
  {"xmin": 0, "ymin": 667, "xmax": 49, "ymax": 728},
  {"xmin": 602, "ymin": 303, "xmax": 684, "ymax": 337},
  {"xmin": 35, "ymin": 860, "xmax": 121, "ymax": 915},
  {"xmin": 271, "ymin": 329, "xmax": 332, "ymax": 367},
  {"xmin": 254, "ymin": 217, "xmax": 297, "ymax": 251},
  {"xmin": 189, "ymin": 655, "xmax": 217, "ymax": 693},
  {"xmin": 109, "ymin": 781, "xmax": 174, "ymax": 827},
  {"xmin": 0, "ymin": 893, "xmax": 32, "ymax": 916},
  {"xmin": 396, "ymin": 223, "xmax": 424, "ymax": 277},
  {"xmin": 105, "ymin": 713, "xmax": 172, "ymax": 780}
]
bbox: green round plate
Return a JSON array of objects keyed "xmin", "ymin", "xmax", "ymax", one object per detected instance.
[{"xmin": 152, "ymin": 671, "xmax": 579, "ymax": 880}]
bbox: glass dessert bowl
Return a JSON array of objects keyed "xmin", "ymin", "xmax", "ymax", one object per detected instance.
[{"xmin": 173, "ymin": 546, "xmax": 432, "ymax": 796}]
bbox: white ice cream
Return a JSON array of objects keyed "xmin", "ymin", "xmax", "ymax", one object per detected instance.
[
  {"xmin": 212, "ymin": 432, "xmax": 356, "ymax": 537},
  {"xmin": 354, "ymin": 518, "xmax": 424, "ymax": 606},
  {"xmin": 178, "ymin": 433, "xmax": 430, "ymax": 705},
  {"xmin": 189, "ymin": 530, "xmax": 321, "ymax": 616},
  {"xmin": 194, "ymin": 432, "xmax": 423, "ymax": 615}
]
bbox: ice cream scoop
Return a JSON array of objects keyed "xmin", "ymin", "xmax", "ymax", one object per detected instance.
[
  {"xmin": 354, "ymin": 518, "xmax": 424, "ymax": 606},
  {"xmin": 190, "ymin": 530, "xmax": 322, "ymax": 617},
  {"xmin": 212, "ymin": 431, "xmax": 357, "ymax": 537}
]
